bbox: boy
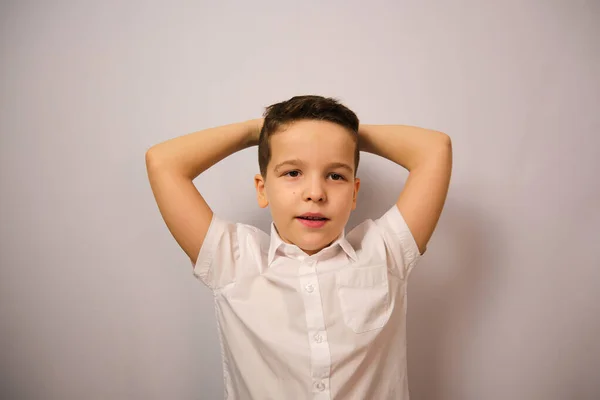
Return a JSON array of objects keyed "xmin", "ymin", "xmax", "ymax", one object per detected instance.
[{"xmin": 146, "ymin": 95, "xmax": 452, "ymax": 399}]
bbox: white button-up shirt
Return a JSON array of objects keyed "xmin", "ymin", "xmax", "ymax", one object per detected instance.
[{"xmin": 193, "ymin": 204, "xmax": 422, "ymax": 399}]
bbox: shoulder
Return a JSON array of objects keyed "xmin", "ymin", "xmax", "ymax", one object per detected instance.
[
  {"xmin": 205, "ymin": 214, "xmax": 269, "ymax": 250},
  {"xmin": 193, "ymin": 215, "xmax": 269, "ymax": 288},
  {"xmin": 346, "ymin": 205, "xmax": 422, "ymax": 277}
]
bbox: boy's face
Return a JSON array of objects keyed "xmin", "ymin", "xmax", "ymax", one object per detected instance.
[{"xmin": 254, "ymin": 119, "xmax": 360, "ymax": 256}]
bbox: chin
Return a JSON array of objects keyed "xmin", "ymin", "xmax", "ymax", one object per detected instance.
[{"xmin": 297, "ymin": 236, "xmax": 336, "ymax": 252}]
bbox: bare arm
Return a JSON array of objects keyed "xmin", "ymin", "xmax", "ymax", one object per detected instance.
[
  {"xmin": 145, "ymin": 119, "xmax": 262, "ymax": 264},
  {"xmin": 359, "ymin": 124, "xmax": 452, "ymax": 255}
]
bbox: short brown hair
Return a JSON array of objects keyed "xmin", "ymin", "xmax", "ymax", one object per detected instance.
[{"xmin": 258, "ymin": 95, "xmax": 360, "ymax": 179}]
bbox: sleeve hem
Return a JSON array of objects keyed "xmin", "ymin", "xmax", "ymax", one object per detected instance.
[
  {"xmin": 379, "ymin": 204, "xmax": 423, "ymax": 268},
  {"xmin": 192, "ymin": 213, "xmax": 220, "ymax": 289}
]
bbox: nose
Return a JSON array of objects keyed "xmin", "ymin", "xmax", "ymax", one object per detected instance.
[{"xmin": 303, "ymin": 177, "xmax": 326, "ymax": 202}]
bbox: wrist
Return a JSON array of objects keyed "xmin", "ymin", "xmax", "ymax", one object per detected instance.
[
  {"xmin": 245, "ymin": 118, "xmax": 263, "ymax": 147},
  {"xmin": 357, "ymin": 124, "xmax": 373, "ymax": 153}
]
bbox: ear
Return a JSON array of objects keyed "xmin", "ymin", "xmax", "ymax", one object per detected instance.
[
  {"xmin": 351, "ymin": 177, "xmax": 360, "ymax": 210},
  {"xmin": 254, "ymin": 174, "xmax": 269, "ymax": 208}
]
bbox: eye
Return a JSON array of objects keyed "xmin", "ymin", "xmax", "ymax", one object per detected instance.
[
  {"xmin": 283, "ymin": 170, "xmax": 300, "ymax": 178},
  {"xmin": 329, "ymin": 173, "xmax": 346, "ymax": 181}
]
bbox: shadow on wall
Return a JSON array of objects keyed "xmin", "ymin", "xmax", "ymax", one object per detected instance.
[{"xmin": 406, "ymin": 195, "xmax": 495, "ymax": 400}]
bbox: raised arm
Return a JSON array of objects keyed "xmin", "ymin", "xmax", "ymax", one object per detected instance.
[
  {"xmin": 145, "ymin": 119, "xmax": 262, "ymax": 264},
  {"xmin": 358, "ymin": 124, "xmax": 452, "ymax": 255}
]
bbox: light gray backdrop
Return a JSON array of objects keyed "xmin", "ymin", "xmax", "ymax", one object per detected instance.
[{"xmin": 1, "ymin": 1, "xmax": 598, "ymax": 399}]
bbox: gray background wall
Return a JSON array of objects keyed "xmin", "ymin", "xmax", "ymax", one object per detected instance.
[{"xmin": 1, "ymin": 1, "xmax": 599, "ymax": 399}]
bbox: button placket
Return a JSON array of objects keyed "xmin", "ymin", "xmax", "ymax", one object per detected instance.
[{"xmin": 298, "ymin": 259, "xmax": 331, "ymax": 398}]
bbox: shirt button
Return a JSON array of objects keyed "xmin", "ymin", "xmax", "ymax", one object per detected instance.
[
  {"xmin": 315, "ymin": 381, "xmax": 326, "ymax": 391},
  {"xmin": 314, "ymin": 333, "xmax": 323, "ymax": 343},
  {"xmin": 305, "ymin": 284, "xmax": 314, "ymax": 293}
]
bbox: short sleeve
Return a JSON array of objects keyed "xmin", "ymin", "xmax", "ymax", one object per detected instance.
[
  {"xmin": 192, "ymin": 213, "xmax": 243, "ymax": 290},
  {"xmin": 374, "ymin": 204, "xmax": 423, "ymax": 278}
]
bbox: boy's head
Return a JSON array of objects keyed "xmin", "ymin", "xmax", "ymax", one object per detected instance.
[{"xmin": 254, "ymin": 95, "xmax": 361, "ymax": 256}]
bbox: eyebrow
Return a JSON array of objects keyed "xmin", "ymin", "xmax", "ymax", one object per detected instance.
[{"xmin": 273, "ymin": 159, "xmax": 354, "ymax": 174}]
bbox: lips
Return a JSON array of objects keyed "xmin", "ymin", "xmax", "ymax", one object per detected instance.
[
  {"xmin": 297, "ymin": 213, "xmax": 329, "ymax": 221},
  {"xmin": 296, "ymin": 215, "xmax": 329, "ymax": 228}
]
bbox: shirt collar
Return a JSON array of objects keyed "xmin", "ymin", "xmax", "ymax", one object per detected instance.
[{"xmin": 267, "ymin": 222, "xmax": 358, "ymax": 266}]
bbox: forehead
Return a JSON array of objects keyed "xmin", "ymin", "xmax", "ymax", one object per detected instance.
[{"xmin": 269, "ymin": 120, "xmax": 355, "ymax": 166}]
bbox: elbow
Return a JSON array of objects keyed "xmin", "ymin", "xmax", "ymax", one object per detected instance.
[
  {"xmin": 435, "ymin": 131, "xmax": 451, "ymax": 145},
  {"xmin": 424, "ymin": 133, "xmax": 452, "ymax": 167},
  {"xmin": 435, "ymin": 132, "xmax": 452, "ymax": 153},
  {"xmin": 145, "ymin": 147, "xmax": 156, "ymax": 169},
  {"xmin": 145, "ymin": 146, "xmax": 164, "ymax": 172}
]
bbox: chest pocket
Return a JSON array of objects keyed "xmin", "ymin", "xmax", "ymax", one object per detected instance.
[{"xmin": 336, "ymin": 264, "xmax": 392, "ymax": 333}]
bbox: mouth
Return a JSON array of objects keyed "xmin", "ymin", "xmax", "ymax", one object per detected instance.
[{"xmin": 296, "ymin": 214, "xmax": 329, "ymax": 228}]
